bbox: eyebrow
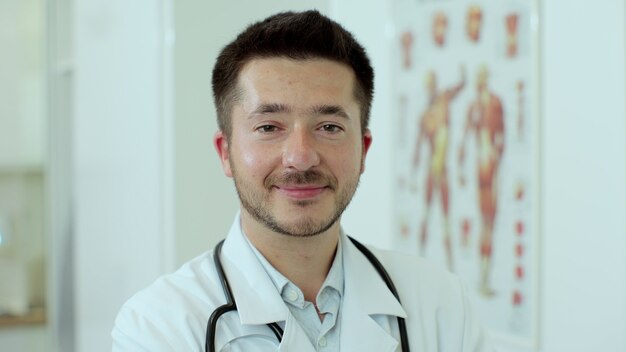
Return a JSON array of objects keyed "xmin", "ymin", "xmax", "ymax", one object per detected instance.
[
  {"xmin": 249, "ymin": 103, "xmax": 350, "ymax": 119},
  {"xmin": 308, "ymin": 104, "xmax": 350, "ymax": 119},
  {"xmin": 251, "ymin": 103, "xmax": 291, "ymax": 116}
]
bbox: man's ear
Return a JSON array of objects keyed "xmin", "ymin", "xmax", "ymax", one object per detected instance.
[
  {"xmin": 360, "ymin": 129, "xmax": 373, "ymax": 174},
  {"xmin": 214, "ymin": 130, "xmax": 233, "ymax": 177}
]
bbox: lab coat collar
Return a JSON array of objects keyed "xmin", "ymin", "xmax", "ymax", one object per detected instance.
[
  {"xmin": 220, "ymin": 214, "xmax": 406, "ymax": 351},
  {"xmin": 220, "ymin": 214, "xmax": 289, "ymax": 325},
  {"xmin": 341, "ymin": 231, "xmax": 407, "ymax": 317},
  {"xmin": 339, "ymin": 231, "xmax": 407, "ymax": 351},
  {"xmin": 220, "ymin": 214, "xmax": 318, "ymax": 351}
]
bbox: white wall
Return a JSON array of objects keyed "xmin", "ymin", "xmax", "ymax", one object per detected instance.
[
  {"xmin": 332, "ymin": 0, "xmax": 626, "ymax": 351},
  {"xmin": 539, "ymin": 0, "xmax": 626, "ymax": 351},
  {"xmin": 174, "ymin": 0, "xmax": 329, "ymax": 266},
  {"xmin": 73, "ymin": 1, "xmax": 174, "ymax": 351}
]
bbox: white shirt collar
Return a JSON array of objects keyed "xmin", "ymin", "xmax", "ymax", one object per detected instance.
[{"xmin": 241, "ymin": 228, "xmax": 345, "ymax": 301}]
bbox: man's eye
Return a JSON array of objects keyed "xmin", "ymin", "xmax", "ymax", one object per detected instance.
[
  {"xmin": 257, "ymin": 125, "xmax": 278, "ymax": 133},
  {"xmin": 320, "ymin": 124, "xmax": 342, "ymax": 133}
]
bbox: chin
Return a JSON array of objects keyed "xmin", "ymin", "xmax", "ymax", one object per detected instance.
[{"xmin": 274, "ymin": 214, "xmax": 338, "ymax": 238}]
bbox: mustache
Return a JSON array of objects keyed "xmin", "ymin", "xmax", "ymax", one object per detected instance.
[{"xmin": 266, "ymin": 170, "xmax": 336, "ymax": 190}]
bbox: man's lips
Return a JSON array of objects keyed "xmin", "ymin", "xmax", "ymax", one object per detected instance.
[{"xmin": 274, "ymin": 185, "xmax": 328, "ymax": 199}]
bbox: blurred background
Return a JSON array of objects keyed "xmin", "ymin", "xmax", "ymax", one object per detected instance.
[{"xmin": 0, "ymin": 0, "xmax": 624, "ymax": 351}]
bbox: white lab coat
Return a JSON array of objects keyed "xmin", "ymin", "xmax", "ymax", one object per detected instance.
[{"xmin": 112, "ymin": 216, "xmax": 493, "ymax": 351}]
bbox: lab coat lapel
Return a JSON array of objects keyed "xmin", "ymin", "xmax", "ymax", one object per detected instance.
[
  {"xmin": 340, "ymin": 233, "xmax": 407, "ymax": 352},
  {"xmin": 220, "ymin": 216, "xmax": 317, "ymax": 351},
  {"xmin": 220, "ymin": 216, "xmax": 288, "ymax": 325},
  {"xmin": 218, "ymin": 217, "xmax": 406, "ymax": 351},
  {"xmin": 278, "ymin": 314, "xmax": 317, "ymax": 352}
]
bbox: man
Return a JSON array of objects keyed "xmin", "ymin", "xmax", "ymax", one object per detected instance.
[
  {"xmin": 411, "ymin": 68, "xmax": 465, "ymax": 270},
  {"xmin": 113, "ymin": 11, "xmax": 492, "ymax": 351},
  {"xmin": 458, "ymin": 65, "xmax": 505, "ymax": 296}
]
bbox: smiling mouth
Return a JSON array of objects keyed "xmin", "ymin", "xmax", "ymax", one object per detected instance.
[
  {"xmin": 267, "ymin": 170, "xmax": 335, "ymax": 201},
  {"xmin": 274, "ymin": 185, "xmax": 328, "ymax": 200}
]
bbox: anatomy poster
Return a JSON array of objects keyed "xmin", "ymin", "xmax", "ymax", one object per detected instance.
[{"xmin": 391, "ymin": 0, "xmax": 540, "ymax": 346}]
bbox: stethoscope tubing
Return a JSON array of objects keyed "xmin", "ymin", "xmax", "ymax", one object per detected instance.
[
  {"xmin": 206, "ymin": 237, "xmax": 410, "ymax": 352},
  {"xmin": 207, "ymin": 241, "xmax": 284, "ymax": 351}
]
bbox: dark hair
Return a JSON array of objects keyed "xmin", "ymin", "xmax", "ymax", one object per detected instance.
[{"xmin": 211, "ymin": 10, "xmax": 374, "ymax": 138}]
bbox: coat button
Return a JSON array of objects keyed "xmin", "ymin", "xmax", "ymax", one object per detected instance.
[{"xmin": 286, "ymin": 289, "xmax": 298, "ymax": 302}]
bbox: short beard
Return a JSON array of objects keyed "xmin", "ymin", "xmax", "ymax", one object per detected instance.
[{"xmin": 232, "ymin": 168, "xmax": 359, "ymax": 237}]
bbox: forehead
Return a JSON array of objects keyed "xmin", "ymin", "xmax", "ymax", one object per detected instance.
[{"xmin": 236, "ymin": 57, "xmax": 358, "ymax": 105}]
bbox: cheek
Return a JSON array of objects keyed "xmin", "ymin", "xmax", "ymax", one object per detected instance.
[
  {"xmin": 327, "ymin": 145, "xmax": 363, "ymax": 176},
  {"xmin": 232, "ymin": 142, "xmax": 276, "ymax": 179},
  {"xmin": 239, "ymin": 149, "xmax": 259, "ymax": 168}
]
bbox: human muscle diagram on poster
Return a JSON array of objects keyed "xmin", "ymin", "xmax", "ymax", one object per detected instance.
[{"xmin": 389, "ymin": 0, "xmax": 541, "ymax": 347}]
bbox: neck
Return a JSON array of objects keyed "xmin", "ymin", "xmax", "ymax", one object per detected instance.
[{"xmin": 240, "ymin": 210, "xmax": 340, "ymax": 302}]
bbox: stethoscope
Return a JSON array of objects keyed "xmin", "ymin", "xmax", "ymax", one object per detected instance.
[{"xmin": 206, "ymin": 237, "xmax": 410, "ymax": 352}]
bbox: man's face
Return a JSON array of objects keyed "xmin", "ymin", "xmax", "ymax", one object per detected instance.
[{"xmin": 215, "ymin": 58, "xmax": 372, "ymax": 237}]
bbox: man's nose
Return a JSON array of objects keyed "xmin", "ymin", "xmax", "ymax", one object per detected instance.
[{"xmin": 282, "ymin": 127, "xmax": 320, "ymax": 171}]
